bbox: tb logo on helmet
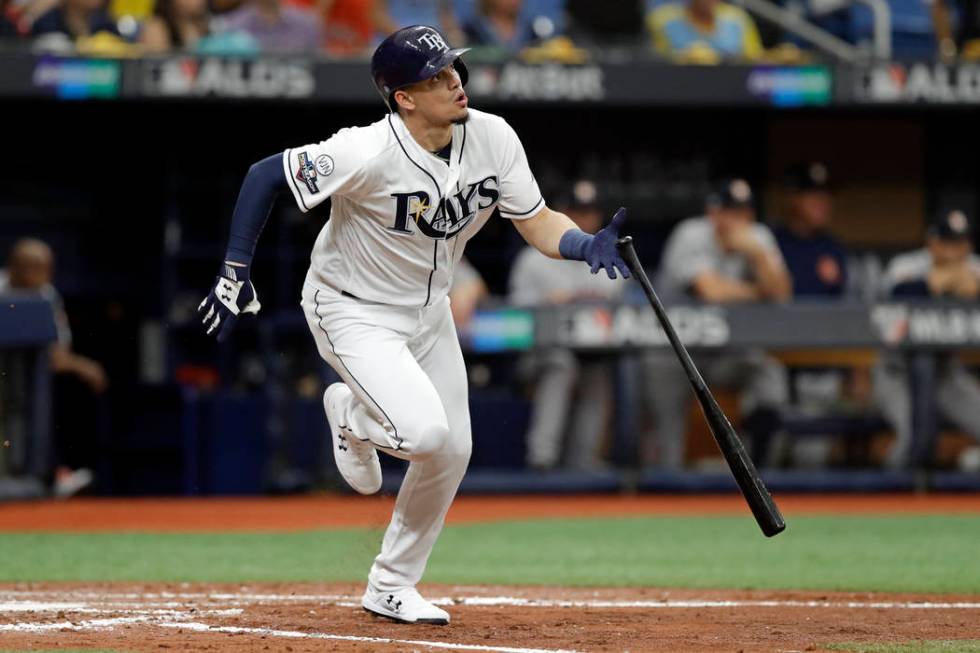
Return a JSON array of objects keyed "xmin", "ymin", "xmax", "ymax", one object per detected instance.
[{"xmin": 417, "ymin": 32, "xmax": 449, "ymax": 53}]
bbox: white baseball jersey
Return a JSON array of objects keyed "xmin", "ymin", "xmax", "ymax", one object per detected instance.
[{"xmin": 282, "ymin": 108, "xmax": 545, "ymax": 307}]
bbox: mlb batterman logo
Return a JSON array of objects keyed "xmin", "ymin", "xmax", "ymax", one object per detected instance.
[{"xmin": 296, "ymin": 151, "xmax": 319, "ymax": 194}]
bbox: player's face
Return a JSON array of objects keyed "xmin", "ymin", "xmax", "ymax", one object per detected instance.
[
  {"xmin": 709, "ymin": 206, "xmax": 753, "ymax": 239},
  {"xmin": 929, "ymin": 237, "xmax": 972, "ymax": 266},
  {"xmin": 10, "ymin": 249, "xmax": 53, "ymax": 290},
  {"xmin": 400, "ymin": 64, "xmax": 468, "ymax": 126},
  {"xmin": 793, "ymin": 190, "xmax": 832, "ymax": 229}
]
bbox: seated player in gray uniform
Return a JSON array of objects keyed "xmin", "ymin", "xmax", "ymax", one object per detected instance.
[
  {"xmin": 508, "ymin": 180, "xmax": 623, "ymax": 470},
  {"xmin": 0, "ymin": 238, "xmax": 101, "ymax": 497},
  {"xmin": 873, "ymin": 209, "xmax": 980, "ymax": 469},
  {"xmin": 642, "ymin": 179, "xmax": 791, "ymax": 469}
]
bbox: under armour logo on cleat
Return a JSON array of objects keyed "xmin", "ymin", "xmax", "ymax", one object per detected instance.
[
  {"xmin": 337, "ymin": 433, "xmax": 349, "ymax": 452},
  {"xmin": 386, "ymin": 595, "xmax": 402, "ymax": 611}
]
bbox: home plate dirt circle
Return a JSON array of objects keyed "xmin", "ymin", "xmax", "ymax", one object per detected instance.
[{"xmin": 1, "ymin": 584, "xmax": 979, "ymax": 652}]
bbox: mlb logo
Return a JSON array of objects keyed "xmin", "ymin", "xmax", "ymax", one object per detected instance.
[{"xmin": 296, "ymin": 151, "xmax": 319, "ymax": 194}]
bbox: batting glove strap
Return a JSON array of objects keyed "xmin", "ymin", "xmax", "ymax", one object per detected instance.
[
  {"xmin": 215, "ymin": 276, "xmax": 259, "ymax": 316},
  {"xmin": 198, "ymin": 270, "xmax": 261, "ymax": 342}
]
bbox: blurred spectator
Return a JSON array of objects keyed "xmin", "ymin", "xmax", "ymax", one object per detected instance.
[
  {"xmin": 31, "ymin": 0, "xmax": 119, "ymax": 39},
  {"xmin": 509, "ymin": 180, "xmax": 622, "ymax": 470},
  {"xmin": 221, "ymin": 0, "xmax": 321, "ymax": 52},
  {"xmin": 873, "ymin": 210, "xmax": 980, "ymax": 470},
  {"xmin": 933, "ymin": 0, "xmax": 980, "ymax": 60},
  {"xmin": 463, "ymin": 0, "xmax": 546, "ymax": 53},
  {"xmin": 449, "ymin": 256, "xmax": 489, "ymax": 330},
  {"xmin": 1, "ymin": 0, "xmax": 23, "ymax": 36},
  {"xmin": 0, "ymin": 238, "xmax": 102, "ymax": 497},
  {"xmin": 563, "ymin": 0, "xmax": 643, "ymax": 47},
  {"xmin": 773, "ymin": 163, "xmax": 847, "ymax": 299},
  {"xmin": 140, "ymin": 0, "xmax": 210, "ymax": 52},
  {"xmin": 646, "ymin": 0, "xmax": 762, "ymax": 62},
  {"xmin": 320, "ymin": 0, "xmax": 380, "ymax": 55},
  {"xmin": 380, "ymin": 0, "xmax": 462, "ymax": 44},
  {"xmin": 642, "ymin": 179, "xmax": 789, "ymax": 468}
]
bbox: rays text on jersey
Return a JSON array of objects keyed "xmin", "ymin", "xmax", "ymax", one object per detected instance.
[{"xmin": 388, "ymin": 175, "xmax": 500, "ymax": 239}]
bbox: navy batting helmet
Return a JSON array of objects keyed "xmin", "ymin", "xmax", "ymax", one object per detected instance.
[{"xmin": 371, "ymin": 25, "xmax": 470, "ymax": 112}]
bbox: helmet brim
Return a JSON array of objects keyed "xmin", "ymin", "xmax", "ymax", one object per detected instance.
[{"xmin": 421, "ymin": 47, "xmax": 470, "ymax": 86}]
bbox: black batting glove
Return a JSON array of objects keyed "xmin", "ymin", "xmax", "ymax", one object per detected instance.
[{"xmin": 198, "ymin": 262, "xmax": 261, "ymax": 342}]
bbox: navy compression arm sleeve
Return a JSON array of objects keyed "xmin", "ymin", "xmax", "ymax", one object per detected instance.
[{"xmin": 224, "ymin": 153, "xmax": 288, "ymax": 266}]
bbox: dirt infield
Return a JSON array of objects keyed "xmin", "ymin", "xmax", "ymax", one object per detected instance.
[
  {"xmin": 1, "ymin": 583, "xmax": 979, "ymax": 652},
  {"xmin": 2, "ymin": 493, "xmax": 979, "ymax": 532},
  {"xmin": 2, "ymin": 495, "xmax": 978, "ymax": 651}
]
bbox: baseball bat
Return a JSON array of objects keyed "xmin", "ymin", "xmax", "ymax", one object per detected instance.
[{"xmin": 616, "ymin": 236, "xmax": 786, "ymax": 538}]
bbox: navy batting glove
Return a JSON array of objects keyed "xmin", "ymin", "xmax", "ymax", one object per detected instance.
[
  {"xmin": 559, "ymin": 207, "xmax": 631, "ymax": 280},
  {"xmin": 198, "ymin": 262, "xmax": 261, "ymax": 342}
]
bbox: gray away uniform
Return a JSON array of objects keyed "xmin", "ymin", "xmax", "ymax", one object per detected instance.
[
  {"xmin": 509, "ymin": 247, "xmax": 623, "ymax": 469},
  {"xmin": 873, "ymin": 249, "xmax": 980, "ymax": 468},
  {"xmin": 642, "ymin": 217, "xmax": 788, "ymax": 468}
]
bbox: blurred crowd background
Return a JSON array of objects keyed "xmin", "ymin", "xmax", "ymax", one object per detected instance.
[
  {"xmin": 3, "ymin": 0, "xmax": 980, "ymax": 499},
  {"xmin": 0, "ymin": 0, "xmax": 978, "ymax": 62}
]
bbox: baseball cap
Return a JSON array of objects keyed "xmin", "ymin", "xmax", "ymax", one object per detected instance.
[
  {"xmin": 706, "ymin": 178, "xmax": 754, "ymax": 210},
  {"xmin": 784, "ymin": 162, "xmax": 831, "ymax": 192},
  {"xmin": 552, "ymin": 179, "xmax": 600, "ymax": 210},
  {"xmin": 929, "ymin": 209, "xmax": 974, "ymax": 241}
]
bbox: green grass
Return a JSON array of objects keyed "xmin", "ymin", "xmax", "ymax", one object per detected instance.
[
  {"xmin": 1, "ymin": 515, "xmax": 978, "ymax": 593},
  {"xmin": 828, "ymin": 642, "xmax": 980, "ymax": 653}
]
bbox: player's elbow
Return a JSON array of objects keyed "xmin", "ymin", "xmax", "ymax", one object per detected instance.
[{"xmin": 245, "ymin": 153, "xmax": 288, "ymax": 192}]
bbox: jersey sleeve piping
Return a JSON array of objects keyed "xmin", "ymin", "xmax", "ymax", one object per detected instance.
[{"xmin": 499, "ymin": 197, "xmax": 544, "ymax": 220}]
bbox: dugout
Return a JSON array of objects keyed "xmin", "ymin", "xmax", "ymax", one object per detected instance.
[{"xmin": 3, "ymin": 55, "xmax": 980, "ymax": 495}]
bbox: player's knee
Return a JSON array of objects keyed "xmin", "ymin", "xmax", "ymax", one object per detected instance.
[
  {"xmin": 404, "ymin": 422, "xmax": 451, "ymax": 458},
  {"xmin": 445, "ymin": 431, "xmax": 472, "ymax": 470}
]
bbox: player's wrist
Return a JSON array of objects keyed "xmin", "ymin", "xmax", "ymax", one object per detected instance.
[
  {"xmin": 558, "ymin": 228, "xmax": 591, "ymax": 261},
  {"xmin": 220, "ymin": 257, "xmax": 251, "ymax": 282}
]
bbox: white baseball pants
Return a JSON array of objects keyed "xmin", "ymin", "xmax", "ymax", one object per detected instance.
[{"xmin": 301, "ymin": 283, "xmax": 472, "ymax": 591}]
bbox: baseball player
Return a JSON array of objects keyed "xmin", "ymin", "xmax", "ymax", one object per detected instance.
[
  {"xmin": 873, "ymin": 209, "xmax": 980, "ymax": 468},
  {"xmin": 197, "ymin": 25, "xmax": 629, "ymax": 625},
  {"xmin": 643, "ymin": 179, "xmax": 789, "ymax": 468}
]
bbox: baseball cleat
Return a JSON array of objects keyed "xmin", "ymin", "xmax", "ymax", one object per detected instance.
[
  {"xmin": 324, "ymin": 383, "xmax": 382, "ymax": 495},
  {"xmin": 361, "ymin": 585, "xmax": 450, "ymax": 625}
]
